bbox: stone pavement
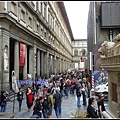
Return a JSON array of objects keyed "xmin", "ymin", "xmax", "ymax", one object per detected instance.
[{"xmin": 4, "ymin": 91, "xmax": 108, "ymax": 118}]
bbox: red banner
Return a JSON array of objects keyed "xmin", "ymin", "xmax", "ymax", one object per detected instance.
[{"xmin": 19, "ymin": 43, "xmax": 26, "ymax": 66}]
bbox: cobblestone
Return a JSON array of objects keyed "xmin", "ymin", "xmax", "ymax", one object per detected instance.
[{"xmin": 5, "ymin": 92, "xmax": 108, "ymax": 118}]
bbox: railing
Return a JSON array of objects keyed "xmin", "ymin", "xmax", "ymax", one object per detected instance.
[{"xmin": 101, "ymin": 55, "xmax": 120, "ymax": 66}]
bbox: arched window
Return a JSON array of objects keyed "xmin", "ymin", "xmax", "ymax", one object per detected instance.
[{"xmin": 74, "ymin": 49, "xmax": 78, "ymax": 56}]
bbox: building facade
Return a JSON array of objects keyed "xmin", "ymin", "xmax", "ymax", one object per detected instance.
[
  {"xmin": 72, "ymin": 39, "xmax": 87, "ymax": 71},
  {"xmin": 0, "ymin": 1, "xmax": 75, "ymax": 90},
  {"xmin": 87, "ymin": 1, "xmax": 120, "ymax": 117}
]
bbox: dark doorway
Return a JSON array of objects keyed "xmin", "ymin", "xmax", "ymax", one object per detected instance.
[{"xmin": 9, "ymin": 38, "xmax": 15, "ymax": 89}]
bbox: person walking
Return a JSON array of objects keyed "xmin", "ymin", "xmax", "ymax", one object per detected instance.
[
  {"xmin": 97, "ymin": 93, "xmax": 106, "ymax": 118},
  {"xmin": 1, "ymin": 90, "xmax": 7, "ymax": 112},
  {"xmin": 17, "ymin": 88, "xmax": 23, "ymax": 112},
  {"xmin": 53, "ymin": 88, "xmax": 62, "ymax": 118},
  {"xmin": 26, "ymin": 86, "xmax": 34, "ymax": 112},
  {"xmin": 81, "ymin": 83, "xmax": 88, "ymax": 106},
  {"xmin": 46, "ymin": 88, "xmax": 54, "ymax": 118},
  {"xmin": 76, "ymin": 83, "xmax": 81, "ymax": 107},
  {"xmin": 86, "ymin": 81, "xmax": 91, "ymax": 98},
  {"xmin": 87, "ymin": 97, "xmax": 99, "ymax": 118},
  {"xmin": 33, "ymin": 96, "xmax": 44, "ymax": 118},
  {"xmin": 31, "ymin": 92, "xmax": 43, "ymax": 110},
  {"xmin": 60, "ymin": 79, "xmax": 64, "ymax": 96}
]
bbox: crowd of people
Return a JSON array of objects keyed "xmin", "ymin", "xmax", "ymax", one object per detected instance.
[{"xmin": 0, "ymin": 70, "xmax": 106, "ymax": 118}]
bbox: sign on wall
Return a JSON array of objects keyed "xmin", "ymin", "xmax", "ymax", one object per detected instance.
[
  {"xmin": 80, "ymin": 58, "xmax": 86, "ymax": 68},
  {"xmin": 19, "ymin": 43, "xmax": 26, "ymax": 66}
]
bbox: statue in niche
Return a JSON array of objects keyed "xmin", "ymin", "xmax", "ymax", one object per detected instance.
[
  {"xmin": 12, "ymin": 70, "xmax": 19, "ymax": 93},
  {"xmin": 4, "ymin": 45, "xmax": 9, "ymax": 71}
]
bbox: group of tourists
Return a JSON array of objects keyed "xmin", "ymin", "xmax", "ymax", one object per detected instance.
[{"xmin": 0, "ymin": 69, "xmax": 106, "ymax": 118}]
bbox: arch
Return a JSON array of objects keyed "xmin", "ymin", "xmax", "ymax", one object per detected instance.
[{"xmin": 74, "ymin": 49, "xmax": 78, "ymax": 56}]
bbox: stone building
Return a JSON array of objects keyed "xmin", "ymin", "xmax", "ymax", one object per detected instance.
[
  {"xmin": 0, "ymin": 1, "xmax": 75, "ymax": 90},
  {"xmin": 72, "ymin": 39, "xmax": 87, "ymax": 71},
  {"xmin": 87, "ymin": 1, "xmax": 120, "ymax": 118}
]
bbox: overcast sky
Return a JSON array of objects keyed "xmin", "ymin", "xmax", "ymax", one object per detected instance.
[{"xmin": 64, "ymin": 1, "xmax": 90, "ymax": 39}]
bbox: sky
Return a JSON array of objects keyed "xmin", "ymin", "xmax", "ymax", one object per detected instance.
[{"xmin": 64, "ymin": 1, "xmax": 90, "ymax": 39}]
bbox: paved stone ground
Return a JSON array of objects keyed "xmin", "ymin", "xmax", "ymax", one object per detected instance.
[{"xmin": 5, "ymin": 91, "xmax": 108, "ymax": 118}]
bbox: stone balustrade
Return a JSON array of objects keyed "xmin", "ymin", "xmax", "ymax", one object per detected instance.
[{"xmin": 101, "ymin": 55, "xmax": 120, "ymax": 66}]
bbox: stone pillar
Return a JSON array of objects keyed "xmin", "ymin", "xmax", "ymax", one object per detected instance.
[
  {"xmin": 37, "ymin": 50, "xmax": 40, "ymax": 78},
  {"xmin": 42, "ymin": 2, "xmax": 44, "ymax": 17},
  {"xmin": 0, "ymin": 28, "xmax": 10, "ymax": 90},
  {"xmin": 53, "ymin": 55, "xmax": 56, "ymax": 74},
  {"xmin": 57, "ymin": 57, "xmax": 60, "ymax": 74},
  {"xmin": 49, "ymin": 54, "xmax": 52, "ymax": 75},
  {"xmin": 46, "ymin": 51, "xmax": 49, "ymax": 78},
  {"xmin": 33, "ymin": 46, "xmax": 37, "ymax": 80},
  {"xmin": 44, "ymin": 52, "xmax": 47, "ymax": 78},
  {"xmin": 41, "ymin": 51, "xmax": 44, "ymax": 77},
  {"xmin": 62, "ymin": 59, "xmax": 64, "ymax": 72},
  {"xmin": 23, "ymin": 45, "xmax": 27, "ymax": 80},
  {"xmin": 58, "ymin": 58, "xmax": 61, "ymax": 72},
  {"xmin": 29, "ymin": 46, "xmax": 34, "ymax": 80},
  {"xmin": 51, "ymin": 55, "xmax": 54, "ymax": 74},
  {"xmin": 46, "ymin": 3, "xmax": 48, "ymax": 22},
  {"xmin": 14, "ymin": 41, "xmax": 19, "ymax": 81}
]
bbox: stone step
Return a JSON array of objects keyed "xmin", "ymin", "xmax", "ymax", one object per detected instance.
[{"xmin": 0, "ymin": 86, "xmax": 27, "ymax": 102}]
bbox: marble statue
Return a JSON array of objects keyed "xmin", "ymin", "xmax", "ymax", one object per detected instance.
[
  {"xmin": 12, "ymin": 70, "xmax": 19, "ymax": 93},
  {"xmin": 98, "ymin": 41, "xmax": 116, "ymax": 57},
  {"xmin": 4, "ymin": 45, "xmax": 9, "ymax": 71}
]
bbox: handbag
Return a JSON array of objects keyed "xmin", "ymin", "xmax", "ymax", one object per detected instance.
[{"xmin": 1, "ymin": 102, "xmax": 6, "ymax": 107}]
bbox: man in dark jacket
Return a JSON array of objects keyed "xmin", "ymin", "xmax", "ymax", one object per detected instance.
[
  {"xmin": 76, "ymin": 83, "xmax": 81, "ymax": 107},
  {"xmin": 53, "ymin": 88, "xmax": 62, "ymax": 118},
  {"xmin": 33, "ymin": 96, "xmax": 44, "ymax": 118}
]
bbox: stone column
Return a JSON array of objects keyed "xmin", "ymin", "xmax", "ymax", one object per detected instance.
[
  {"xmin": 41, "ymin": 51, "xmax": 44, "ymax": 77},
  {"xmin": 51, "ymin": 55, "xmax": 54, "ymax": 74},
  {"xmin": 56, "ymin": 57, "xmax": 60, "ymax": 74},
  {"xmin": 58, "ymin": 58, "xmax": 62, "ymax": 72},
  {"xmin": 23, "ymin": 45, "xmax": 27, "ymax": 80},
  {"xmin": 42, "ymin": 2, "xmax": 44, "ymax": 17},
  {"xmin": 46, "ymin": 3, "xmax": 48, "ymax": 22},
  {"xmin": 37, "ymin": 50, "xmax": 40, "ymax": 78},
  {"xmin": 62, "ymin": 59, "xmax": 64, "ymax": 72},
  {"xmin": 44, "ymin": 52, "xmax": 47, "ymax": 78},
  {"xmin": 46, "ymin": 51, "xmax": 49, "ymax": 78},
  {"xmin": 14, "ymin": 41, "xmax": 19, "ymax": 81},
  {"xmin": 53, "ymin": 55, "xmax": 56, "ymax": 74},
  {"xmin": 29, "ymin": 46, "xmax": 34, "ymax": 80},
  {"xmin": 33, "ymin": 46, "xmax": 37, "ymax": 80},
  {"xmin": 0, "ymin": 28, "xmax": 10, "ymax": 90},
  {"xmin": 49, "ymin": 54, "xmax": 52, "ymax": 75}
]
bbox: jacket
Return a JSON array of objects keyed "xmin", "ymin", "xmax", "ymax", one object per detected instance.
[{"xmin": 87, "ymin": 105, "xmax": 99, "ymax": 118}]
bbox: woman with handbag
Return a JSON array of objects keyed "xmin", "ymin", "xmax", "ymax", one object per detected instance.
[
  {"xmin": 1, "ymin": 90, "xmax": 7, "ymax": 112},
  {"xmin": 17, "ymin": 88, "xmax": 23, "ymax": 112}
]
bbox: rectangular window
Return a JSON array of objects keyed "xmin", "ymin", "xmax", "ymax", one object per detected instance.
[
  {"xmin": 37, "ymin": 24, "xmax": 39, "ymax": 32},
  {"xmin": 28, "ymin": 16, "xmax": 32, "ymax": 27},
  {"xmin": 112, "ymin": 83, "xmax": 117, "ymax": 103},
  {"xmin": 21, "ymin": 9, "xmax": 25, "ymax": 23},
  {"xmin": 11, "ymin": 1, "xmax": 17, "ymax": 15}
]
